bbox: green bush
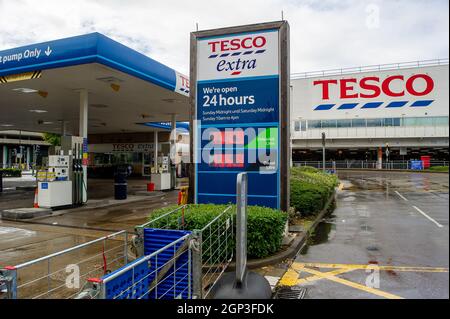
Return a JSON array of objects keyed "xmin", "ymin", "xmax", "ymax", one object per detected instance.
[
  {"xmin": 0, "ymin": 168, "xmax": 22, "ymax": 177},
  {"xmin": 147, "ymin": 204, "xmax": 288, "ymax": 259},
  {"xmin": 246, "ymin": 206, "xmax": 287, "ymax": 258},
  {"xmin": 427, "ymin": 166, "xmax": 449, "ymax": 172},
  {"xmin": 290, "ymin": 166, "xmax": 338, "ymax": 216}
]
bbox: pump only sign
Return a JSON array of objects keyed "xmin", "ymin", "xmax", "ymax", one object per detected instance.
[{"xmin": 190, "ymin": 21, "xmax": 290, "ymax": 210}]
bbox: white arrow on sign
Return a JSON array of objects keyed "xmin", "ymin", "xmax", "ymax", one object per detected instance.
[{"xmin": 44, "ymin": 46, "xmax": 52, "ymax": 56}]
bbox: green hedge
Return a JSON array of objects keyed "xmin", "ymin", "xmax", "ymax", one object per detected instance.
[
  {"xmin": 290, "ymin": 166, "xmax": 339, "ymax": 216},
  {"xmin": 148, "ymin": 204, "xmax": 288, "ymax": 259},
  {"xmin": 0, "ymin": 168, "xmax": 22, "ymax": 177},
  {"xmin": 427, "ymin": 166, "xmax": 449, "ymax": 172}
]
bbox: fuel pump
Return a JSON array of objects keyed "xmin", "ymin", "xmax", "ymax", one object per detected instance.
[
  {"xmin": 36, "ymin": 154, "xmax": 72, "ymax": 208},
  {"xmin": 61, "ymin": 136, "xmax": 85, "ymax": 206},
  {"xmin": 150, "ymin": 154, "xmax": 171, "ymax": 190}
]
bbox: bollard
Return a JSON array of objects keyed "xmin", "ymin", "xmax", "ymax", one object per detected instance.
[
  {"xmin": 114, "ymin": 166, "xmax": 127, "ymax": 200},
  {"xmin": 210, "ymin": 172, "xmax": 272, "ymax": 299}
]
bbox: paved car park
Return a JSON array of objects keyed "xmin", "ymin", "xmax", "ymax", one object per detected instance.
[{"xmin": 280, "ymin": 170, "xmax": 449, "ymax": 299}]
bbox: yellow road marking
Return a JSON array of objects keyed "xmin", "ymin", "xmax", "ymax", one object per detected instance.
[
  {"xmin": 279, "ymin": 267, "xmax": 301, "ymax": 286},
  {"xmin": 296, "ymin": 268, "xmax": 355, "ymax": 284},
  {"xmin": 300, "ymin": 267, "xmax": 404, "ymax": 299},
  {"xmin": 278, "ymin": 261, "xmax": 447, "ymax": 298},
  {"xmin": 279, "ymin": 263, "xmax": 356, "ymax": 286},
  {"xmin": 292, "ymin": 262, "xmax": 449, "ymax": 273}
]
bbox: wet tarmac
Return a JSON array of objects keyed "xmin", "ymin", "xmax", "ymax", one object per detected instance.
[
  {"xmin": 0, "ymin": 176, "xmax": 180, "ymax": 298},
  {"xmin": 292, "ymin": 171, "xmax": 449, "ymax": 299}
]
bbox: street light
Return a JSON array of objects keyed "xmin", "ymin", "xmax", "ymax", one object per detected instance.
[{"xmin": 322, "ymin": 132, "xmax": 326, "ymax": 172}]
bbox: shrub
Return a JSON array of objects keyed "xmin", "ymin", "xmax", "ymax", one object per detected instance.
[
  {"xmin": 427, "ymin": 166, "xmax": 449, "ymax": 172},
  {"xmin": 246, "ymin": 206, "xmax": 287, "ymax": 258},
  {"xmin": 148, "ymin": 204, "xmax": 229, "ymax": 230},
  {"xmin": 147, "ymin": 204, "xmax": 288, "ymax": 259},
  {"xmin": 0, "ymin": 168, "xmax": 22, "ymax": 177},
  {"xmin": 290, "ymin": 166, "xmax": 338, "ymax": 216}
]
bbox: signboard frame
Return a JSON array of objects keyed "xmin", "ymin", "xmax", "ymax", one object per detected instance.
[{"xmin": 189, "ymin": 21, "xmax": 290, "ymax": 211}]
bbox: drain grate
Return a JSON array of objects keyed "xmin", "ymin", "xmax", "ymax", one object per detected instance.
[{"xmin": 274, "ymin": 286, "xmax": 307, "ymax": 299}]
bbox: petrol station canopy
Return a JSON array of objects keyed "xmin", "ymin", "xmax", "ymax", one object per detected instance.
[{"xmin": 0, "ymin": 33, "xmax": 190, "ymax": 135}]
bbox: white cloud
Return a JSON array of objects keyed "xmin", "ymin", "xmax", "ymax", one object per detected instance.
[{"xmin": 0, "ymin": 0, "xmax": 448, "ymax": 74}]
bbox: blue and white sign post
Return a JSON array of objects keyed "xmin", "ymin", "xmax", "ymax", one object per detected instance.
[{"xmin": 190, "ymin": 21, "xmax": 290, "ymax": 211}]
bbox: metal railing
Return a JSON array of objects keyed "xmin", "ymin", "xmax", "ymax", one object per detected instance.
[
  {"xmin": 134, "ymin": 204, "xmax": 234, "ymax": 299},
  {"xmin": 0, "ymin": 230, "xmax": 129, "ymax": 299},
  {"xmin": 293, "ymin": 160, "xmax": 449, "ymax": 170},
  {"xmin": 84, "ymin": 233, "xmax": 192, "ymax": 299},
  {"xmin": 291, "ymin": 58, "xmax": 449, "ymax": 79},
  {"xmin": 196, "ymin": 205, "xmax": 234, "ymax": 299}
]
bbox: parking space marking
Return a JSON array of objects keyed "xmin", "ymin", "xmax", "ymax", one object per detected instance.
[
  {"xmin": 394, "ymin": 191, "xmax": 408, "ymax": 201},
  {"xmin": 412, "ymin": 205, "xmax": 444, "ymax": 228},
  {"xmin": 392, "ymin": 190, "xmax": 445, "ymax": 228}
]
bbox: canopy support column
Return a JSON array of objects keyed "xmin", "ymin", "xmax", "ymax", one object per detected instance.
[
  {"xmin": 170, "ymin": 113, "xmax": 177, "ymax": 189},
  {"xmin": 154, "ymin": 131, "xmax": 158, "ymax": 173},
  {"xmin": 2, "ymin": 145, "xmax": 7, "ymax": 168},
  {"xmin": 79, "ymin": 89, "xmax": 88, "ymax": 203}
]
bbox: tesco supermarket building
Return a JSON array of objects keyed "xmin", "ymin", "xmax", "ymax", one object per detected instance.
[
  {"xmin": 0, "ymin": 31, "xmax": 448, "ymax": 173},
  {"xmin": 290, "ymin": 60, "xmax": 449, "ymax": 165}
]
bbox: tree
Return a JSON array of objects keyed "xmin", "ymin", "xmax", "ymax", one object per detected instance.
[{"xmin": 42, "ymin": 133, "xmax": 61, "ymax": 146}]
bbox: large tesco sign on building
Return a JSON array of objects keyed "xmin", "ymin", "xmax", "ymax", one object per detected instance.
[
  {"xmin": 314, "ymin": 74, "xmax": 434, "ymax": 100},
  {"xmin": 290, "ymin": 64, "xmax": 449, "ymax": 118}
]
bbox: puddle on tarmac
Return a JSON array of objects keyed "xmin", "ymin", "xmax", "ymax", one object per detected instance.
[
  {"xmin": 0, "ymin": 226, "xmax": 36, "ymax": 237},
  {"xmin": 300, "ymin": 214, "xmax": 336, "ymax": 255}
]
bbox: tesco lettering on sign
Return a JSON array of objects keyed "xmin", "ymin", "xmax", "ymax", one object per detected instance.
[
  {"xmin": 314, "ymin": 74, "xmax": 434, "ymax": 100},
  {"xmin": 288, "ymin": 64, "xmax": 449, "ymax": 118},
  {"xmin": 175, "ymin": 71, "xmax": 190, "ymax": 96},
  {"xmin": 197, "ymin": 30, "xmax": 279, "ymax": 81}
]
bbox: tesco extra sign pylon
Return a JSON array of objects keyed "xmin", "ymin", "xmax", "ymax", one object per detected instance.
[{"xmin": 190, "ymin": 21, "xmax": 290, "ymax": 211}]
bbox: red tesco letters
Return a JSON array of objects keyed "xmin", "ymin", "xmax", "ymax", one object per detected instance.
[
  {"xmin": 208, "ymin": 36, "xmax": 266, "ymax": 53},
  {"xmin": 313, "ymin": 74, "xmax": 434, "ymax": 100}
]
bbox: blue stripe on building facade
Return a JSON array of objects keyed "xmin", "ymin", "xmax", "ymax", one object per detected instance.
[
  {"xmin": 337, "ymin": 103, "xmax": 359, "ymax": 110},
  {"xmin": 410, "ymin": 100, "xmax": 434, "ymax": 107},
  {"xmin": 361, "ymin": 102, "xmax": 383, "ymax": 109},
  {"xmin": 314, "ymin": 100, "xmax": 433, "ymax": 111},
  {"xmin": 386, "ymin": 101, "xmax": 408, "ymax": 108},
  {"xmin": 314, "ymin": 104, "xmax": 335, "ymax": 111}
]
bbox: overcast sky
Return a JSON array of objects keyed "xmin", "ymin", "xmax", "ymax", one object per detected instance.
[{"xmin": 0, "ymin": 0, "xmax": 448, "ymax": 75}]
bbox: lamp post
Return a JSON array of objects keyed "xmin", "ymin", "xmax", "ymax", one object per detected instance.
[{"xmin": 322, "ymin": 132, "xmax": 326, "ymax": 172}]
